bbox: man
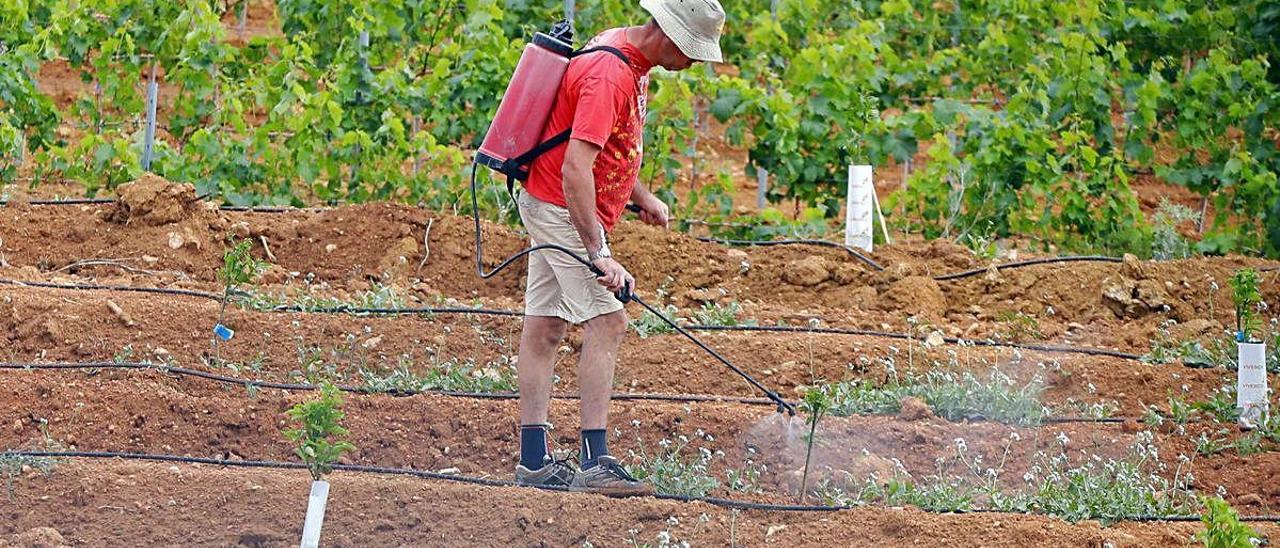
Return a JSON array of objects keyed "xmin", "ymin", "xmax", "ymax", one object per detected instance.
[{"xmin": 512, "ymin": 0, "xmax": 726, "ymax": 496}]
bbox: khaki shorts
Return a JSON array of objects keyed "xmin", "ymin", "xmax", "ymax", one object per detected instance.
[{"xmin": 517, "ymin": 191, "xmax": 624, "ymax": 324}]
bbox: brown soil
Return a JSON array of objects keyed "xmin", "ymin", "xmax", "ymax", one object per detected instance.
[
  {"xmin": 0, "ymin": 369, "xmax": 1276, "ymax": 511},
  {"xmin": 2, "ymin": 180, "xmax": 1278, "ymax": 543},
  {"xmin": 0, "ymin": 282, "xmax": 1256, "ymax": 412},
  {"xmin": 5, "ymin": 178, "xmax": 1275, "ymax": 353},
  {"xmin": 8, "ymin": 460, "xmax": 1255, "ymax": 547}
]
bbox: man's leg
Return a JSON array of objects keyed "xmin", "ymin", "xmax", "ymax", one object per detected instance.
[
  {"xmin": 517, "ymin": 314, "xmax": 567, "ymax": 470},
  {"xmin": 578, "ymin": 309, "xmax": 627, "ymax": 468}
]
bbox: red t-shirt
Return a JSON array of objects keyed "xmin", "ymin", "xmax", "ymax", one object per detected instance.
[{"xmin": 524, "ymin": 28, "xmax": 653, "ymax": 232}]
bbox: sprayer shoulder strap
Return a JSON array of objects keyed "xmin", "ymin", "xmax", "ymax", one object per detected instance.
[{"xmin": 502, "ymin": 46, "xmax": 633, "ymax": 197}]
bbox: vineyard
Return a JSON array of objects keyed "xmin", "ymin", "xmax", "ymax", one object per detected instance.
[{"xmin": 2, "ymin": 0, "xmax": 1280, "ymax": 546}]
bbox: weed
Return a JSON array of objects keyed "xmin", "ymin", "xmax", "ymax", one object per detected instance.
[
  {"xmin": 283, "ymin": 382, "xmax": 355, "ymax": 482},
  {"xmin": 1196, "ymin": 385, "xmax": 1242, "ymax": 424},
  {"xmin": 1195, "ymin": 430, "xmax": 1233, "ymax": 456},
  {"xmin": 358, "ymin": 356, "xmax": 517, "ymax": 394},
  {"xmin": 239, "ymin": 283, "xmax": 406, "ymax": 314},
  {"xmin": 624, "ymin": 515, "xmax": 703, "ymax": 548},
  {"xmin": 113, "ymin": 344, "xmax": 136, "ymax": 364},
  {"xmin": 688, "ymin": 301, "xmax": 754, "ymax": 328},
  {"xmin": 292, "ymin": 343, "xmax": 344, "ymax": 385},
  {"xmin": 629, "ymin": 300, "xmax": 754, "ymax": 339},
  {"xmin": 630, "ymin": 304, "xmax": 678, "ymax": 338},
  {"xmin": 962, "ymin": 230, "xmax": 999, "ymax": 261},
  {"xmin": 1056, "ymin": 398, "xmax": 1120, "ymax": 419},
  {"xmin": 625, "ymin": 435, "xmax": 720, "ymax": 498},
  {"xmin": 823, "ymin": 368, "xmax": 1046, "ymax": 426},
  {"xmin": 817, "ymin": 433, "xmax": 1194, "ymax": 524},
  {"xmin": 1197, "ymin": 496, "xmax": 1261, "ymax": 548},
  {"xmin": 0, "ymin": 453, "xmax": 57, "ymax": 500},
  {"xmin": 994, "ymin": 310, "xmax": 1043, "ymax": 342},
  {"xmin": 1151, "ymin": 199, "xmax": 1200, "ymax": 260}
]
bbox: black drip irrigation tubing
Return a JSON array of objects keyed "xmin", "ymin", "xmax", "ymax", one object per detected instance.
[
  {"xmin": 0, "ymin": 277, "xmax": 1145, "ymax": 362},
  {"xmin": 0, "ymin": 361, "xmax": 789, "ymax": 408},
  {"xmin": 0, "ymin": 278, "xmax": 224, "ymax": 300},
  {"xmin": 6, "ymin": 450, "xmax": 1275, "ymax": 522},
  {"xmin": 931, "ymin": 255, "xmax": 1125, "ymax": 282},
  {"xmin": 685, "ymin": 324, "xmax": 1143, "ymax": 360},
  {"xmin": 0, "ymin": 361, "xmax": 1138, "ymax": 425}
]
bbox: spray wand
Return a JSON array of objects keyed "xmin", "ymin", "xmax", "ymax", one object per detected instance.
[{"xmin": 469, "ymin": 164, "xmax": 796, "ymax": 416}]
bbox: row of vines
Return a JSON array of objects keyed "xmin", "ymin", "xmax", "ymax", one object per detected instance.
[{"xmin": 1, "ymin": 0, "xmax": 1279, "ymax": 256}]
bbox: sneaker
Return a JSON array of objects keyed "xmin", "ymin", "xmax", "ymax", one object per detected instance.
[
  {"xmin": 569, "ymin": 455, "xmax": 654, "ymax": 497},
  {"xmin": 515, "ymin": 459, "xmax": 576, "ymax": 489}
]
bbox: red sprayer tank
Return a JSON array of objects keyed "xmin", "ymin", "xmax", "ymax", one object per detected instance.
[{"xmin": 475, "ymin": 29, "xmax": 574, "ymax": 178}]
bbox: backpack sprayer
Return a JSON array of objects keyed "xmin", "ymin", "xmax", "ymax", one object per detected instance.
[{"xmin": 468, "ymin": 21, "xmax": 794, "ymax": 416}]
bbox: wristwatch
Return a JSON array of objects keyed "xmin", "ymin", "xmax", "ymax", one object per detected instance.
[{"xmin": 588, "ymin": 242, "xmax": 612, "ymax": 262}]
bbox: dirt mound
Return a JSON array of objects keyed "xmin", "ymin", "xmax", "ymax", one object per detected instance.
[
  {"xmin": 879, "ymin": 276, "xmax": 947, "ymax": 318},
  {"xmin": 108, "ymin": 174, "xmax": 208, "ymax": 226},
  {"xmin": 0, "ymin": 527, "xmax": 69, "ymax": 548},
  {"xmin": 898, "ymin": 397, "xmax": 935, "ymax": 421}
]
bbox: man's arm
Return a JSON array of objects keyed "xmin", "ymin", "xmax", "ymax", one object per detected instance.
[
  {"xmin": 630, "ymin": 183, "xmax": 669, "ymax": 228},
  {"xmin": 562, "ymin": 138, "xmax": 633, "ymax": 292}
]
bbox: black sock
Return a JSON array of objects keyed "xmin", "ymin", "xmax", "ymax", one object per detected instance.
[
  {"xmin": 519, "ymin": 424, "xmax": 549, "ymax": 469},
  {"xmin": 580, "ymin": 429, "xmax": 608, "ymax": 469}
]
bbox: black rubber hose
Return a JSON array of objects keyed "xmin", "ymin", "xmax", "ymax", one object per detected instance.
[
  {"xmin": 4, "ymin": 450, "xmax": 1267, "ymax": 521},
  {"xmin": 696, "ymin": 237, "xmax": 885, "ymax": 271},
  {"xmin": 468, "ymin": 164, "xmax": 797, "ymax": 415},
  {"xmin": 684, "ymin": 325, "xmax": 1142, "ymax": 360},
  {"xmin": 0, "ymin": 361, "xmax": 791, "ymax": 407},
  {"xmin": 0, "ymin": 278, "xmax": 224, "ymax": 300},
  {"xmin": 932, "ymin": 256, "xmax": 1125, "ymax": 282}
]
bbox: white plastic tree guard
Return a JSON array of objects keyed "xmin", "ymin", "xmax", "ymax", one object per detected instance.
[
  {"xmin": 299, "ymin": 480, "xmax": 331, "ymax": 548},
  {"xmin": 1237, "ymin": 341, "xmax": 1268, "ymax": 427},
  {"xmin": 845, "ymin": 165, "xmax": 875, "ymax": 252}
]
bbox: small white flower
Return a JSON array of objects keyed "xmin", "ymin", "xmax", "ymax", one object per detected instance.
[
  {"xmin": 631, "ymin": 419, "xmax": 641, "ymax": 427},
  {"xmin": 1056, "ymin": 432, "xmax": 1070, "ymax": 446},
  {"xmin": 1009, "ymin": 432, "xmax": 1022, "ymax": 442},
  {"xmin": 954, "ymin": 438, "xmax": 968, "ymax": 451},
  {"xmin": 667, "ymin": 516, "xmax": 679, "ymax": 526}
]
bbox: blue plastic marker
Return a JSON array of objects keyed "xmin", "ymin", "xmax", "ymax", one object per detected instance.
[{"xmin": 214, "ymin": 324, "xmax": 235, "ymax": 341}]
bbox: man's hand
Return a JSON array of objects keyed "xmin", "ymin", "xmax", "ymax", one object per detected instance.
[
  {"xmin": 591, "ymin": 257, "xmax": 634, "ymax": 294},
  {"xmin": 632, "ymin": 189, "xmax": 669, "ymax": 228}
]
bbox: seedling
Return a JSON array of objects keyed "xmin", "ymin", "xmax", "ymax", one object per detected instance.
[
  {"xmin": 285, "ymin": 382, "xmax": 354, "ymax": 548},
  {"xmin": 1230, "ymin": 269, "xmax": 1263, "ymax": 343},
  {"xmin": 1197, "ymin": 496, "xmax": 1260, "ymax": 548},
  {"xmin": 798, "ymin": 386, "xmax": 831, "ymax": 503},
  {"xmin": 284, "ymin": 382, "xmax": 355, "ymax": 482},
  {"xmin": 212, "ymin": 238, "xmax": 268, "ymax": 364}
]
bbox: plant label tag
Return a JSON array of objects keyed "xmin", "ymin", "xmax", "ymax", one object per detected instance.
[
  {"xmin": 1237, "ymin": 342, "xmax": 1268, "ymax": 423},
  {"xmin": 213, "ymin": 323, "xmax": 235, "ymax": 341}
]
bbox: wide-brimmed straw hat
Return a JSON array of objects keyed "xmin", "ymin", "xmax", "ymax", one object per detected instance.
[{"xmin": 640, "ymin": 0, "xmax": 726, "ymax": 63}]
